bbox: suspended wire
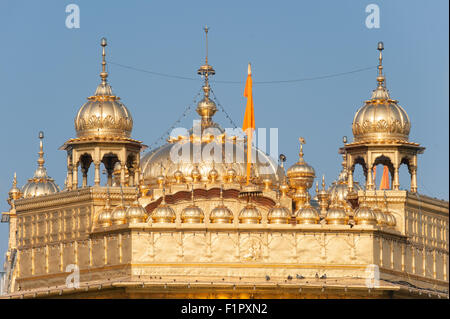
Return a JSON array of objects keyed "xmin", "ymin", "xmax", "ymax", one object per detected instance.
[
  {"xmin": 146, "ymin": 88, "xmax": 203, "ymax": 151},
  {"xmin": 108, "ymin": 60, "xmax": 377, "ymax": 85},
  {"xmin": 210, "ymin": 87, "xmax": 238, "ymax": 129}
]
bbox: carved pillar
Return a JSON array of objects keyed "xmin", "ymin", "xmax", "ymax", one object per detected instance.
[
  {"xmin": 393, "ymin": 166, "xmax": 400, "ymax": 190},
  {"xmin": 94, "ymin": 161, "xmax": 101, "ymax": 186},
  {"xmin": 367, "ymin": 165, "xmax": 374, "ymax": 190},
  {"xmin": 410, "ymin": 165, "xmax": 417, "ymax": 193},
  {"xmin": 67, "ymin": 164, "xmax": 73, "ymax": 190},
  {"xmin": 72, "ymin": 162, "xmax": 78, "ymax": 190},
  {"xmin": 128, "ymin": 166, "xmax": 135, "ymax": 186},
  {"xmin": 81, "ymin": 167, "xmax": 88, "ymax": 188},
  {"xmin": 348, "ymin": 166, "xmax": 354, "ymax": 192},
  {"xmin": 120, "ymin": 162, "xmax": 126, "ymax": 186}
]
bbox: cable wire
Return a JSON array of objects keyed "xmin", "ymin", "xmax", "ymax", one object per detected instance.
[{"xmin": 108, "ymin": 60, "xmax": 377, "ymax": 85}]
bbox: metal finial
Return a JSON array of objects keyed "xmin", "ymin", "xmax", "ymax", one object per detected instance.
[
  {"xmin": 13, "ymin": 172, "xmax": 17, "ymax": 187},
  {"xmin": 220, "ymin": 184, "xmax": 224, "ymax": 204},
  {"xmin": 322, "ymin": 175, "xmax": 326, "ymax": 190},
  {"xmin": 315, "ymin": 181, "xmax": 319, "ymax": 193},
  {"xmin": 342, "ymin": 136, "xmax": 347, "ymax": 144},
  {"xmin": 204, "ymin": 25, "xmax": 209, "ymax": 64},
  {"xmin": 37, "ymin": 131, "xmax": 45, "ymax": 168},
  {"xmin": 100, "ymin": 37, "xmax": 108, "ymax": 84},
  {"xmin": 279, "ymin": 154, "xmax": 286, "ymax": 169},
  {"xmin": 299, "ymin": 137, "xmax": 305, "ymax": 158},
  {"xmin": 376, "ymin": 41, "xmax": 385, "ymax": 87}
]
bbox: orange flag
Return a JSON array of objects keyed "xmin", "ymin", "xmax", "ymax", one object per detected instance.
[
  {"xmin": 243, "ymin": 63, "xmax": 255, "ymax": 184},
  {"xmin": 379, "ymin": 165, "xmax": 390, "ymax": 190}
]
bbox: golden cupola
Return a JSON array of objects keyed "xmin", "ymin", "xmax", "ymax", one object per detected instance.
[
  {"xmin": 74, "ymin": 38, "xmax": 133, "ymax": 138},
  {"xmin": 352, "ymin": 42, "xmax": 410, "ymax": 142},
  {"xmin": 151, "ymin": 190, "xmax": 176, "ymax": 223},
  {"xmin": 210, "ymin": 186, "xmax": 234, "ymax": 224},
  {"xmin": 22, "ymin": 132, "xmax": 60, "ymax": 198},
  {"xmin": 354, "ymin": 193, "xmax": 377, "ymax": 225},
  {"xmin": 126, "ymin": 196, "xmax": 147, "ymax": 224},
  {"xmin": 267, "ymin": 192, "xmax": 291, "ymax": 224},
  {"xmin": 181, "ymin": 186, "xmax": 205, "ymax": 223},
  {"xmin": 8, "ymin": 173, "xmax": 22, "ymax": 204},
  {"xmin": 287, "ymin": 138, "xmax": 315, "ymax": 208},
  {"xmin": 97, "ymin": 190, "xmax": 113, "ymax": 228}
]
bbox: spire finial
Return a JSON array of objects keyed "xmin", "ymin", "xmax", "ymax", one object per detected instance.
[
  {"xmin": 37, "ymin": 131, "xmax": 45, "ymax": 168},
  {"xmin": 376, "ymin": 41, "xmax": 385, "ymax": 88},
  {"xmin": 298, "ymin": 137, "xmax": 305, "ymax": 159},
  {"xmin": 322, "ymin": 175, "xmax": 326, "ymax": 190},
  {"xmin": 105, "ymin": 186, "xmax": 111, "ymax": 209},
  {"xmin": 161, "ymin": 186, "xmax": 167, "ymax": 205},
  {"xmin": 204, "ymin": 25, "xmax": 209, "ymax": 65},
  {"xmin": 100, "ymin": 37, "xmax": 108, "ymax": 85},
  {"xmin": 220, "ymin": 184, "xmax": 224, "ymax": 204},
  {"xmin": 13, "ymin": 172, "xmax": 17, "ymax": 187},
  {"xmin": 198, "ymin": 27, "xmax": 215, "ymax": 78}
]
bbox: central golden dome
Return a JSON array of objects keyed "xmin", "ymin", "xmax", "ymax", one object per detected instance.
[
  {"xmin": 140, "ymin": 34, "xmax": 284, "ymax": 186},
  {"xmin": 352, "ymin": 42, "xmax": 410, "ymax": 143},
  {"xmin": 74, "ymin": 38, "xmax": 133, "ymax": 138}
]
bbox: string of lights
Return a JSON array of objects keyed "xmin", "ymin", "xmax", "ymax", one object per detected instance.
[{"xmin": 108, "ymin": 60, "xmax": 377, "ymax": 85}]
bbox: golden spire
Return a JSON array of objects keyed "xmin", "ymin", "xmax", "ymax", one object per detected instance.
[
  {"xmin": 100, "ymin": 37, "xmax": 108, "ymax": 85},
  {"xmin": 298, "ymin": 137, "xmax": 306, "ymax": 159},
  {"xmin": 376, "ymin": 41, "xmax": 385, "ymax": 88},
  {"xmin": 196, "ymin": 26, "xmax": 217, "ymax": 127},
  {"xmin": 37, "ymin": 131, "xmax": 45, "ymax": 168},
  {"xmin": 197, "ymin": 25, "xmax": 215, "ymax": 78},
  {"xmin": 370, "ymin": 41, "xmax": 390, "ymax": 100}
]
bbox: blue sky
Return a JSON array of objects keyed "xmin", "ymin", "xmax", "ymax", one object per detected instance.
[{"xmin": 0, "ymin": 1, "xmax": 448, "ymax": 265}]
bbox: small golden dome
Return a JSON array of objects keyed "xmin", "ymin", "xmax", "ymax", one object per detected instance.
[
  {"xmin": 97, "ymin": 209, "xmax": 112, "ymax": 228},
  {"xmin": 384, "ymin": 212, "xmax": 396, "ymax": 227},
  {"xmin": 22, "ymin": 132, "xmax": 60, "ymax": 198},
  {"xmin": 381, "ymin": 193, "xmax": 396, "ymax": 227},
  {"xmin": 208, "ymin": 167, "xmax": 219, "ymax": 182},
  {"xmin": 173, "ymin": 169, "xmax": 184, "ymax": 183},
  {"xmin": 126, "ymin": 200, "xmax": 147, "ymax": 224},
  {"xmin": 225, "ymin": 167, "xmax": 237, "ymax": 183},
  {"xmin": 372, "ymin": 206, "xmax": 386, "ymax": 226},
  {"xmin": 8, "ymin": 173, "xmax": 22, "ymax": 202},
  {"xmin": 354, "ymin": 198, "xmax": 377, "ymax": 225},
  {"xmin": 191, "ymin": 166, "xmax": 201, "ymax": 183},
  {"xmin": 74, "ymin": 38, "xmax": 133, "ymax": 138},
  {"xmin": 210, "ymin": 205, "xmax": 233, "ymax": 224},
  {"xmin": 325, "ymin": 202, "xmax": 348, "ymax": 225},
  {"xmin": 296, "ymin": 204, "xmax": 320, "ymax": 224},
  {"xmin": 352, "ymin": 43, "xmax": 410, "ymax": 142},
  {"xmin": 111, "ymin": 205, "xmax": 127, "ymax": 225},
  {"xmin": 267, "ymin": 204, "xmax": 291, "ymax": 224},
  {"xmin": 287, "ymin": 138, "xmax": 315, "ymax": 189},
  {"xmin": 181, "ymin": 205, "xmax": 204, "ymax": 223},
  {"xmin": 210, "ymin": 186, "xmax": 233, "ymax": 223},
  {"xmin": 239, "ymin": 204, "xmax": 261, "ymax": 224},
  {"xmin": 97, "ymin": 189, "xmax": 113, "ymax": 227},
  {"xmin": 181, "ymin": 187, "xmax": 204, "ymax": 223},
  {"xmin": 152, "ymin": 196, "xmax": 176, "ymax": 223}
]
